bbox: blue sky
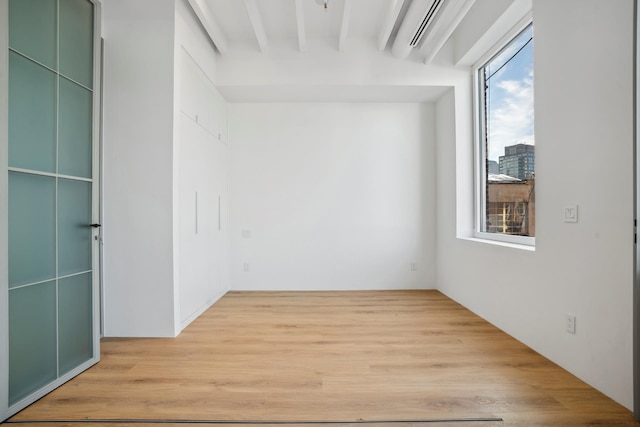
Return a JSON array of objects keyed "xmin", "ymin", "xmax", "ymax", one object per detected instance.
[{"xmin": 485, "ymin": 25, "xmax": 534, "ymax": 162}]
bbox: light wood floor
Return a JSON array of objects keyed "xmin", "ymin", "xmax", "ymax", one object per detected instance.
[{"xmin": 5, "ymin": 290, "xmax": 639, "ymax": 426}]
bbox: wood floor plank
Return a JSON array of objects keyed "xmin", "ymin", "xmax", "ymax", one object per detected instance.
[{"xmin": 7, "ymin": 290, "xmax": 639, "ymax": 426}]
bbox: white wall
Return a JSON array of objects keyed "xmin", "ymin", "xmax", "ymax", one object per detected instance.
[
  {"xmin": 102, "ymin": 0, "xmax": 227, "ymax": 337},
  {"xmin": 102, "ymin": 0, "xmax": 177, "ymax": 337},
  {"xmin": 436, "ymin": 0, "xmax": 635, "ymax": 409},
  {"xmin": 229, "ymin": 103, "xmax": 436, "ymax": 291}
]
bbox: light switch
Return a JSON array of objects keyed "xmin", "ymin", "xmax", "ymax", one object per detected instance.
[{"xmin": 563, "ymin": 205, "xmax": 578, "ymax": 223}]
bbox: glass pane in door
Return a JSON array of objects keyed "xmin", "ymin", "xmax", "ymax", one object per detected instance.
[
  {"xmin": 58, "ymin": 178, "xmax": 92, "ymax": 277},
  {"xmin": 8, "ymin": 0, "xmax": 57, "ymax": 69},
  {"xmin": 59, "ymin": 0, "xmax": 94, "ymax": 87},
  {"xmin": 58, "ymin": 77, "xmax": 92, "ymax": 179},
  {"xmin": 8, "ymin": 281, "xmax": 57, "ymax": 405},
  {"xmin": 59, "ymin": 273, "xmax": 93, "ymax": 375},
  {"xmin": 8, "ymin": 172, "xmax": 56, "ymax": 288},
  {"xmin": 8, "ymin": 51, "xmax": 57, "ymax": 173}
]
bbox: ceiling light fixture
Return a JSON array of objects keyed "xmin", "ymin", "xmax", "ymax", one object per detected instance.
[{"xmin": 315, "ymin": 0, "xmax": 329, "ymax": 11}]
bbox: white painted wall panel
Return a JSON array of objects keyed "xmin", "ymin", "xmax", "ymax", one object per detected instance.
[
  {"xmin": 102, "ymin": 0, "xmax": 177, "ymax": 337},
  {"xmin": 230, "ymin": 103, "xmax": 436, "ymax": 291},
  {"xmin": 177, "ymin": 56, "xmax": 229, "ymax": 327},
  {"xmin": 178, "ymin": 115, "xmax": 216, "ymax": 325}
]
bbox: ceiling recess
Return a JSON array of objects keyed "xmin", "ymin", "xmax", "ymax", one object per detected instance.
[
  {"xmin": 410, "ymin": 0, "xmax": 444, "ymax": 46},
  {"xmin": 391, "ymin": 0, "xmax": 446, "ymax": 59}
]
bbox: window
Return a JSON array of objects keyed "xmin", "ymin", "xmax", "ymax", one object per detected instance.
[{"xmin": 475, "ymin": 23, "xmax": 534, "ymax": 246}]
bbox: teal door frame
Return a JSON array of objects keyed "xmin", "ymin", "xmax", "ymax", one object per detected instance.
[{"xmin": 0, "ymin": 0, "xmax": 103, "ymax": 421}]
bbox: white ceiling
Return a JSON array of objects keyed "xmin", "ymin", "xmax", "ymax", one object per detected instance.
[
  {"xmin": 204, "ymin": 0, "xmax": 391, "ymax": 49},
  {"xmin": 186, "ymin": 0, "xmax": 526, "ymax": 102},
  {"xmin": 193, "ymin": 0, "xmax": 477, "ymax": 59}
]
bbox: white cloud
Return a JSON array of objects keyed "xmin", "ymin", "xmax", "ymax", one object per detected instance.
[{"xmin": 487, "ymin": 72, "xmax": 535, "ymax": 161}]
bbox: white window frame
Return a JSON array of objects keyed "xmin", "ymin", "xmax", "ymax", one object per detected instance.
[{"xmin": 473, "ymin": 16, "xmax": 535, "ymax": 247}]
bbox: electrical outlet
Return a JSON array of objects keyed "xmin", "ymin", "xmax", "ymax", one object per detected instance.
[
  {"xmin": 563, "ymin": 205, "xmax": 578, "ymax": 223},
  {"xmin": 243, "ymin": 263, "xmax": 250, "ymax": 272},
  {"xmin": 566, "ymin": 314, "xmax": 576, "ymax": 334},
  {"xmin": 410, "ymin": 262, "xmax": 417, "ymax": 271}
]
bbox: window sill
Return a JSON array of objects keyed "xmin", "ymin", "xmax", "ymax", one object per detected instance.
[{"xmin": 459, "ymin": 236, "xmax": 536, "ymax": 252}]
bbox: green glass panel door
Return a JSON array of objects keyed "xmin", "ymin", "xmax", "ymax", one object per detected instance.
[{"xmin": 5, "ymin": 0, "xmax": 98, "ymax": 413}]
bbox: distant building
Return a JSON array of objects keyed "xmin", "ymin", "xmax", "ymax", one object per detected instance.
[
  {"xmin": 499, "ymin": 143, "xmax": 534, "ymax": 180},
  {"xmin": 488, "ymin": 160, "xmax": 500, "ymax": 174}
]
